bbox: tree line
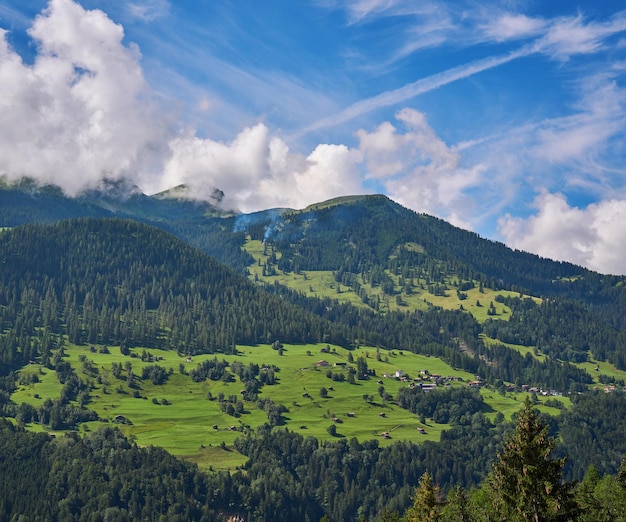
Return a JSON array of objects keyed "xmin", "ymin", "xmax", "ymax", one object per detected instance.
[{"xmin": 2, "ymin": 392, "xmax": 626, "ymax": 520}]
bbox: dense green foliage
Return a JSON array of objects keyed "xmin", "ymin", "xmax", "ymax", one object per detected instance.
[
  {"xmin": 0, "ymin": 421, "xmax": 239, "ymax": 521},
  {"xmin": 2, "ymin": 395, "xmax": 626, "ymax": 520},
  {"xmin": 488, "ymin": 398, "xmax": 579, "ymax": 521},
  {"xmin": 4, "ymin": 186, "xmax": 626, "ymax": 519},
  {"xmin": 0, "ymin": 218, "xmax": 350, "ymax": 366},
  {"xmin": 559, "ymin": 392, "xmax": 626, "ymax": 481},
  {"xmin": 396, "ymin": 387, "xmax": 484, "ymax": 424},
  {"xmin": 484, "ymin": 296, "xmax": 626, "ymax": 368},
  {"xmin": 0, "ymin": 216, "xmax": 598, "ymax": 394}
]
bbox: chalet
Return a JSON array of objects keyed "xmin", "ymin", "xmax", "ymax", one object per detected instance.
[
  {"xmin": 468, "ymin": 381, "xmax": 483, "ymax": 388},
  {"xmin": 379, "ymin": 412, "xmax": 386, "ymax": 418},
  {"xmin": 417, "ymin": 428, "xmax": 426, "ymax": 434},
  {"xmin": 347, "ymin": 412, "xmax": 356, "ymax": 417},
  {"xmin": 381, "ymin": 432, "xmax": 390, "ymax": 439},
  {"xmin": 317, "ymin": 360, "xmax": 330, "ymax": 367}
]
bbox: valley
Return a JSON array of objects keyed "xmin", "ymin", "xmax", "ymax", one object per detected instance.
[
  {"xmin": 2, "ymin": 184, "xmax": 626, "ymax": 519},
  {"xmin": 10, "ymin": 340, "xmax": 571, "ymax": 471}
]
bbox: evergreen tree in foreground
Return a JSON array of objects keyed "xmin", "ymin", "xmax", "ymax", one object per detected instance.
[
  {"xmin": 405, "ymin": 471, "xmax": 442, "ymax": 522},
  {"xmin": 488, "ymin": 397, "xmax": 579, "ymax": 521}
]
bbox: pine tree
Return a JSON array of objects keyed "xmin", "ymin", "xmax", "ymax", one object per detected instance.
[
  {"xmin": 617, "ymin": 453, "xmax": 626, "ymax": 489},
  {"xmin": 405, "ymin": 471, "xmax": 441, "ymax": 522},
  {"xmin": 441, "ymin": 485, "xmax": 471, "ymax": 521},
  {"xmin": 488, "ymin": 397, "xmax": 579, "ymax": 521}
]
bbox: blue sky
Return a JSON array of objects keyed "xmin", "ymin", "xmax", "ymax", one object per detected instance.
[{"xmin": 1, "ymin": 1, "xmax": 626, "ymax": 274}]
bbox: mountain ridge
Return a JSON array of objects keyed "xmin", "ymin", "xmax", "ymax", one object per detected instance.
[{"xmin": 2, "ymin": 179, "xmax": 625, "ymax": 330}]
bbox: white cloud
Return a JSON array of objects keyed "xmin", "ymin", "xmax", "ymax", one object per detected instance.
[
  {"xmin": 536, "ymin": 11, "xmax": 626, "ymax": 60},
  {"xmin": 529, "ymin": 74, "xmax": 626, "ymax": 194},
  {"xmin": 0, "ymin": 0, "xmax": 169, "ymax": 195},
  {"xmin": 162, "ymin": 124, "xmax": 366, "ymax": 212},
  {"xmin": 482, "ymin": 13, "xmax": 546, "ymax": 42},
  {"xmin": 499, "ymin": 193, "xmax": 626, "ymax": 275},
  {"xmin": 357, "ymin": 108, "xmax": 485, "ymax": 219},
  {"xmin": 450, "ymin": 71, "xmax": 626, "ymax": 227},
  {"xmin": 127, "ymin": 1, "xmax": 170, "ymax": 22}
]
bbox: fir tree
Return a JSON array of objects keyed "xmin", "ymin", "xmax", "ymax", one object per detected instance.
[
  {"xmin": 488, "ymin": 397, "xmax": 579, "ymax": 521},
  {"xmin": 405, "ymin": 471, "xmax": 441, "ymax": 522}
]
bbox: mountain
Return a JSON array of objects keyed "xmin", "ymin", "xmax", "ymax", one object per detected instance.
[
  {"xmin": 2, "ymin": 181, "xmax": 626, "ymax": 381},
  {"xmin": 0, "ymin": 217, "xmax": 352, "ymax": 365},
  {"xmin": 0, "ymin": 180, "xmax": 616, "ymax": 289},
  {"xmin": 0, "ymin": 178, "xmax": 253, "ymax": 272},
  {"xmin": 3, "ymin": 182, "xmax": 626, "ymax": 519}
]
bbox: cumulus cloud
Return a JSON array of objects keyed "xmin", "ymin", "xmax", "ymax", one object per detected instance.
[
  {"xmin": 357, "ymin": 108, "xmax": 484, "ymax": 220},
  {"xmin": 499, "ymin": 193, "xmax": 626, "ymax": 275},
  {"xmin": 0, "ymin": 0, "xmax": 169, "ymax": 195},
  {"xmin": 162, "ymin": 124, "xmax": 366, "ymax": 212}
]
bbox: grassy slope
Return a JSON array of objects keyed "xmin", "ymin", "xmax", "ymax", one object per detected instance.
[
  {"xmin": 245, "ymin": 239, "xmax": 626, "ymax": 389},
  {"xmin": 12, "ymin": 341, "xmax": 571, "ymax": 471},
  {"xmin": 244, "ymin": 239, "xmax": 518, "ymax": 320}
]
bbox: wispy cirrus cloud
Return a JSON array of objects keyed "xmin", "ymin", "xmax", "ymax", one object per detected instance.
[
  {"xmin": 535, "ymin": 10, "xmax": 626, "ymax": 60},
  {"xmin": 126, "ymin": 0, "xmax": 170, "ymax": 22},
  {"xmin": 295, "ymin": 44, "xmax": 535, "ymax": 137},
  {"xmin": 298, "ymin": 8, "xmax": 626, "ymax": 137},
  {"xmin": 481, "ymin": 13, "xmax": 547, "ymax": 42}
]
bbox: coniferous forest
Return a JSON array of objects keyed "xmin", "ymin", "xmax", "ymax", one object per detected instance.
[{"xmin": 2, "ymin": 186, "xmax": 626, "ymax": 520}]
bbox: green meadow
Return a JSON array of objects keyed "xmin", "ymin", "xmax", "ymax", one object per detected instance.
[
  {"xmin": 244, "ymin": 238, "xmax": 520, "ymax": 321},
  {"xmin": 10, "ymin": 340, "xmax": 560, "ymax": 471},
  {"xmin": 7, "ymin": 238, "xmax": 592, "ymax": 472},
  {"xmin": 479, "ymin": 334, "xmax": 626, "ymax": 388}
]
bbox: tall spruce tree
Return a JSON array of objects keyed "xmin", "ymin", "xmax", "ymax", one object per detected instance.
[
  {"xmin": 405, "ymin": 471, "xmax": 442, "ymax": 522},
  {"xmin": 488, "ymin": 397, "xmax": 579, "ymax": 521}
]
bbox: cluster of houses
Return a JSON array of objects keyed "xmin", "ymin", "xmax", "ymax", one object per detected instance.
[
  {"xmin": 518, "ymin": 384, "xmax": 563, "ymax": 397},
  {"xmin": 380, "ymin": 369, "xmax": 466, "ymax": 392}
]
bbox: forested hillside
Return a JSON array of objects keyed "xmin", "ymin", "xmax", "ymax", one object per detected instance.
[
  {"xmin": 2, "ymin": 394, "xmax": 626, "ymax": 521},
  {"xmin": 0, "ymin": 218, "xmax": 349, "ymax": 367},
  {"xmin": 3, "ymin": 184, "xmax": 626, "ymax": 520},
  {"xmin": 241, "ymin": 194, "xmax": 626, "ymax": 329},
  {"xmin": 0, "ymin": 217, "xmax": 601, "ymax": 393}
]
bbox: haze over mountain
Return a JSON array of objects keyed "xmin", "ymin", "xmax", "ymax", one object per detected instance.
[{"xmin": 2, "ymin": 1, "xmax": 626, "ymax": 274}]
